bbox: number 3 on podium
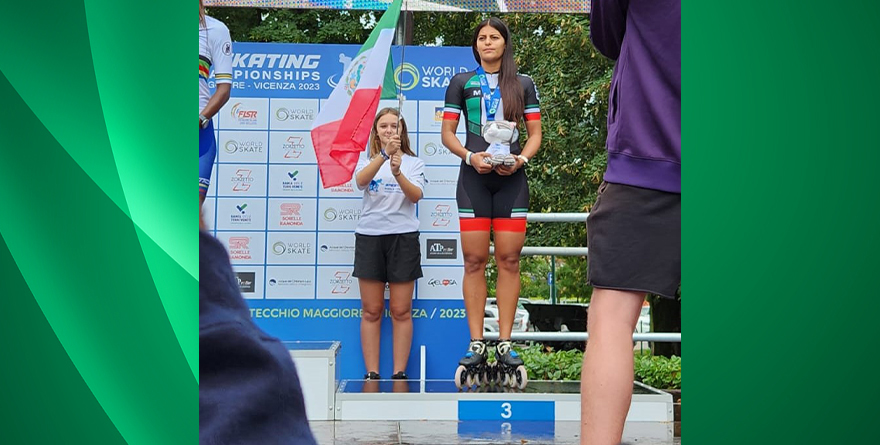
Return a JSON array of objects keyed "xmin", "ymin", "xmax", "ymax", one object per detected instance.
[{"xmin": 501, "ymin": 402, "xmax": 512, "ymax": 419}]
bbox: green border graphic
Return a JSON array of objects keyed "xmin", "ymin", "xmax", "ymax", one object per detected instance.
[{"xmin": 2, "ymin": 1, "xmax": 879, "ymax": 444}]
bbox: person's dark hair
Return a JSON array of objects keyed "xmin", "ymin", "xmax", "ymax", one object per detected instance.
[
  {"xmin": 369, "ymin": 108, "xmax": 415, "ymax": 157},
  {"xmin": 471, "ymin": 17, "xmax": 524, "ymax": 123}
]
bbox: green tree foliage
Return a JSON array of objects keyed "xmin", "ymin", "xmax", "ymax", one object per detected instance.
[{"xmin": 208, "ymin": 7, "xmax": 373, "ymax": 43}]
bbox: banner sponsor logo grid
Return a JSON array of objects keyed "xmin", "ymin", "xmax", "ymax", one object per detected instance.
[{"xmin": 206, "ymin": 43, "xmax": 473, "ymax": 300}]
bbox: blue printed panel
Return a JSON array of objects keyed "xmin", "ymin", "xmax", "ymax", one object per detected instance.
[{"xmin": 458, "ymin": 400, "xmax": 555, "ymax": 421}]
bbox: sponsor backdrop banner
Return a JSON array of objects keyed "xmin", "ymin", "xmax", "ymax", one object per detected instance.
[
  {"xmin": 204, "ymin": 0, "xmax": 591, "ymax": 14},
  {"xmin": 204, "ymin": 42, "xmax": 474, "ymax": 379}
]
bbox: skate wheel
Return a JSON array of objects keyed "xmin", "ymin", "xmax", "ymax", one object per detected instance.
[
  {"xmin": 454, "ymin": 365, "xmax": 466, "ymax": 390},
  {"xmin": 466, "ymin": 373, "xmax": 476, "ymax": 387},
  {"xmin": 515, "ymin": 365, "xmax": 528, "ymax": 390}
]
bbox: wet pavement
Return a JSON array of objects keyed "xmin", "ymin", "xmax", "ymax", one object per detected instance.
[{"xmin": 309, "ymin": 420, "xmax": 681, "ymax": 444}]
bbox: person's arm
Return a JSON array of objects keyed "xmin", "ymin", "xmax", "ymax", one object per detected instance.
[
  {"xmin": 201, "ymin": 20, "xmax": 234, "ymax": 123},
  {"xmin": 441, "ymin": 76, "xmax": 494, "ymax": 173},
  {"xmin": 498, "ymin": 77, "xmax": 541, "ymax": 175},
  {"xmin": 200, "ymin": 83, "xmax": 230, "ymax": 123},
  {"xmin": 391, "ymin": 155, "xmax": 424, "ymax": 203},
  {"xmin": 355, "ymin": 154, "xmax": 385, "ymax": 190},
  {"xmin": 589, "ymin": 0, "xmax": 630, "ymax": 60}
]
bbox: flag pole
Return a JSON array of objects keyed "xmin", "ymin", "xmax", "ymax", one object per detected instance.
[{"xmin": 397, "ymin": 0, "xmax": 408, "ymax": 133}]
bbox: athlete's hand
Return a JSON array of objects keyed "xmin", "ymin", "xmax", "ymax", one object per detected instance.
[
  {"xmin": 471, "ymin": 152, "xmax": 494, "ymax": 174},
  {"xmin": 495, "ymin": 158, "xmax": 524, "ymax": 176},
  {"xmin": 390, "ymin": 153, "xmax": 402, "ymax": 176},
  {"xmin": 385, "ymin": 135, "xmax": 401, "ymax": 156}
]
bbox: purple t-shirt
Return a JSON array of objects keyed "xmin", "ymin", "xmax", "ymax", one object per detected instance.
[{"xmin": 591, "ymin": 0, "xmax": 681, "ymax": 193}]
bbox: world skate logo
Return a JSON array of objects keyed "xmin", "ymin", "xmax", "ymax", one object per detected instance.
[
  {"xmin": 427, "ymin": 278, "xmax": 457, "ymax": 287},
  {"xmin": 324, "ymin": 207, "xmax": 360, "ymax": 222},
  {"xmin": 276, "ymin": 106, "xmax": 316, "ymax": 122},
  {"xmin": 280, "ymin": 203, "xmax": 304, "ymax": 227},
  {"xmin": 431, "ymin": 204, "xmax": 453, "ymax": 227},
  {"xmin": 394, "ymin": 63, "xmax": 419, "ymax": 91},
  {"xmin": 330, "ymin": 271, "xmax": 353, "ymax": 294},
  {"xmin": 228, "ymin": 237, "xmax": 252, "ymax": 261},
  {"xmin": 231, "ymin": 169, "xmax": 254, "ymax": 192},
  {"xmin": 224, "ymin": 139, "xmax": 263, "ymax": 154},
  {"xmin": 272, "ymin": 241, "xmax": 312, "ymax": 256},
  {"xmin": 423, "ymin": 142, "xmax": 451, "ymax": 157}
]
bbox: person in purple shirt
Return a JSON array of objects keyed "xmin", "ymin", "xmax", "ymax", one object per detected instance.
[{"xmin": 582, "ymin": 1, "xmax": 681, "ymax": 444}]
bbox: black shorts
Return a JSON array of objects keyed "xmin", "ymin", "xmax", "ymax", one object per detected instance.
[
  {"xmin": 353, "ymin": 231, "xmax": 423, "ymax": 283},
  {"xmin": 587, "ymin": 181, "xmax": 681, "ymax": 298},
  {"xmin": 456, "ymin": 164, "xmax": 529, "ymax": 232}
]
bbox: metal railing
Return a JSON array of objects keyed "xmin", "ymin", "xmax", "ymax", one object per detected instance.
[
  {"xmin": 484, "ymin": 212, "xmax": 681, "ymax": 344},
  {"xmin": 484, "ymin": 332, "xmax": 681, "ymax": 343},
  {"xmin": 490, "ymin": 246, "xmax": 588, "ymax": 256},
  {"xmin": 525, "ymin": 212, "xmax": 589, "ymax": 223}
]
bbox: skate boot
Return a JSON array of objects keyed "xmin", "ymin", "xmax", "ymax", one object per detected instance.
[
  {"xmin": 484, "ymin": 153, "xmax": 517, "ymax": 168},
  {"xmin": 454, "ymin": 339, "xmax": 490, "ymax": 389},
  {"xmin": 495, "ymin": 340, "xmax": 528, "ymax": 389}
]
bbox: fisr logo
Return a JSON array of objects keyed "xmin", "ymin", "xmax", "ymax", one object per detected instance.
[{"xmin": 231, "ymin": 103, "xmax": 258, "ymax": 119}]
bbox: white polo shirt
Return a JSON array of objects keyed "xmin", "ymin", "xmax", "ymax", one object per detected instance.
[
  {"xmin": 199, "ymin": 15, "xmax": 233, "ymax": 112},
  {"xmin": 354, "ymin": 152, "xmax": 426, "ymax": 236}
]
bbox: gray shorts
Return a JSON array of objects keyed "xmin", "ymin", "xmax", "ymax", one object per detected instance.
[{"xmin": 587, "ymin": 181, "xmax": 681, "ymax": 298}]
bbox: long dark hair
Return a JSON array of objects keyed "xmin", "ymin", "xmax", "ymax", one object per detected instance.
[
  {"xmin": 471, "ymin": 17, "xmax": 524, "ymax": 123},
  {"xmin": 369, "ymin": 108, "xmax": 415, "ymax": 157}
]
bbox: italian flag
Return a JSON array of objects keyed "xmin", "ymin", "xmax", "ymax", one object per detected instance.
[{"xmin": 311, "ymin": 0, "xmax": 402, "ymax": 188}]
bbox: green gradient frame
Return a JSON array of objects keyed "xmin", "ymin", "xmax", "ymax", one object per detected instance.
[
  {"xmin": 1, "ymin": 1, "xmax": 194, "ymax": 443},
  {"xmin": 3, "ymin": 0, "xmax": 879, "ymax": 444}
]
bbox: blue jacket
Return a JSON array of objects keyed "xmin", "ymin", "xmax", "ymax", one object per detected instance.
[{"xmin": 200, "ymin": 231, "xmax": 317, "ymax": 445}]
